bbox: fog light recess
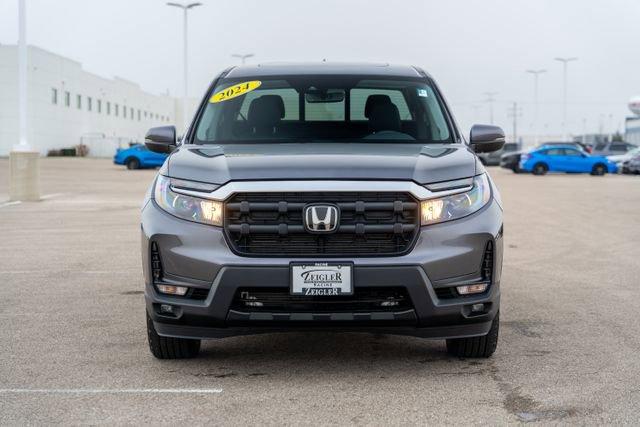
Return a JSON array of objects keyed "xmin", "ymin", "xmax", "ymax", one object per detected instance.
[
  {"xmin": 456, "ymin": 283, "xmax": 488, "ymax": 295},
  {"xmin": 157, "ymin": 284, "xmax": 188, "ymax": 296}
]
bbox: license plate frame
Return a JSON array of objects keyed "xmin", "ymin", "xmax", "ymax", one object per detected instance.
[{"xmin": 290, "ymin": 262, "xmax": 354, "ymax": 296}]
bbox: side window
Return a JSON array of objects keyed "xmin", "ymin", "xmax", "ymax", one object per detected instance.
[
  {"xmin": 595, "ymin": 142, "xmax": 607, "ymax": 151},
  {"xmin": 546, "ymin": 148, "xmax": 564, "ymax": 156},
  {"xmin": 350, "ymin": 89, "xmax": 411, "ymax": 120},
  {"xmin": 564, "ymin": 148, "xmax": 582, "ymax": 156},
  {"xmin": 239, "ymin": 88, "xmax": 299, "ymax": 120},
  {"xmin": 610, "ymin": 143, "xmax": 627, "ymax": 152}
]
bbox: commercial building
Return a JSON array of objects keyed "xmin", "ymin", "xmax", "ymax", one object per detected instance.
[
  {"xmin": 626, "ymin": 117, "xmax": 640, "ymax": 144},
  {"xmin": 0, "ymin": 44, "xmax": 193, "ymax": 156}
]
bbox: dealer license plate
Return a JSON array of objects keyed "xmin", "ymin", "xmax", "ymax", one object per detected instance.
[{"xmin": 290, "ymin": 263, "xmax": 353, "ymax": 296}]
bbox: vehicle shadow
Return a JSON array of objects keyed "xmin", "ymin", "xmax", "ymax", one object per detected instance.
[{"xmin": 154, "ymin": 332, "xmax": 492, "ymax": 380}]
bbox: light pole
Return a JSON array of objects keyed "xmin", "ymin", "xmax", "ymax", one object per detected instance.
[
  {"xmin": 231, "ymin": 53, "xmax": 255, "ymax": 65},
  {"xmin": 526, "ymin": 69, "xmax": 546, "ymax": 144},
  {"xmin": 554, "ymin": 57, "xmax": 578, "ymax": 141},
  {"xmin": 167, "ymin": 2, "xmax": 202, "ymax": 132},
  {"xmin": 483, "ymin": 92, "xmax": 498, "ymax": 124},
  {"xmin": 507, "ymin": 102, "xmax": 522, "ymax": 144},
  {"xmin": 10, "ymin": 0, "xmax": 40, "ymax": 201}
]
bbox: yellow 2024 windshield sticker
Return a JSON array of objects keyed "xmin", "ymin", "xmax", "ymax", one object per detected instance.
[{"xmin": 210, "ymin": 80, "xmax": 262, "ymax": 103}]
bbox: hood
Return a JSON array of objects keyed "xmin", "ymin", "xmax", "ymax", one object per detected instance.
[
  {"xmin": 166, "ymin": 143, "xmax": 477, "ymax": 185},
  {"xmin": 606, "ymin": 154, "xmax": 628, "ymax": 162}
]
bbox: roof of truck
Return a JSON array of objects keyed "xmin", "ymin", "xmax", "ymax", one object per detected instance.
[{"xmin": 223, "ymin": 62, "xmax": 428, "ymax": 79}]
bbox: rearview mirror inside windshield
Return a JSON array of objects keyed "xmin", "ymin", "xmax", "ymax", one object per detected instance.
[{"xmin": 305, "ymin": 88, "xmax": 345, "ymax": 103}]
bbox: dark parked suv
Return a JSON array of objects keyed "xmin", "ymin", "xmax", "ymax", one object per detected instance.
[{"xmin": 142, "ymin": 63, "xmax": 505, "ymax": 359}]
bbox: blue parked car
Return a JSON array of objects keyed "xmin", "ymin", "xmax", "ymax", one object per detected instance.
[
  {"xmin": 113, "ymin": 144, "xmax": 168, "ymax": 170},
  {"xmin": 520, "ymin": 144, "xmax": 618, "ymax": 176}
]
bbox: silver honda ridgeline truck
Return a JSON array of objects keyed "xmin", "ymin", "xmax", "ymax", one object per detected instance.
[{"xmin": 142, "ymin": 63, "xmax": 505, "ymax": 359}]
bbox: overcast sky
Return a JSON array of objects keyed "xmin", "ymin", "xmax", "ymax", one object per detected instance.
[{"xmin": 1, "ymin": 0, "xmax": 639, "ymax": 137}]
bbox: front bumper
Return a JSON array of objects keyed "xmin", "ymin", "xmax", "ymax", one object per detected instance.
[{"xmin": 141, "ymin": 197, "xmax": 503, "ymax": 340}]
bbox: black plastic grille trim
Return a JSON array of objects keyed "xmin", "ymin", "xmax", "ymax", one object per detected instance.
[
  {"xmin": 230, "ymin": 287, "xmax": 413, "ymax": 313},
  {"xmin": 150, "ymin": 242, "xmax": 163, "ymax": 282},
  {"xmin": 482, "ymin": 240, "xmax": 494, "ymax": 283},
  {"xmin": 224, "ymin": 192, "xmax": 420, "ymax": 256}
]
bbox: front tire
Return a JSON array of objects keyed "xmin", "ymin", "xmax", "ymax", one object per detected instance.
[
  {"xmin": 446, "ymin": 313, "xmax": 499, "ymax": 358},
  {"xmin": 591, "ymin": 163, "xmax": 606, "ymax": 176},
  {"xmin": 147, "ymin": 312, "xmax": 201, "ymax": 359}
]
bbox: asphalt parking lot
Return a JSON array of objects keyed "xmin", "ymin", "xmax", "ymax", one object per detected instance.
[{"xmin": 1, "ymin": 158, "xmax": 639, "ymax": 424}]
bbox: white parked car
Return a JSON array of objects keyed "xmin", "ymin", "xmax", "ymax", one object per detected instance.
[{"xmin": 608, "ymin": 146, "xmax": 640, "ymax": 171}]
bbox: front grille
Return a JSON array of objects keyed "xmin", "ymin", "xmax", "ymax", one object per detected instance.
[
  {"xmin": 224, "ymin": 192, "xmax": 419, "ymax": 256},
  {"xmin": 231, "ymin": 287, "xmax": 413, "ymax": 313}
]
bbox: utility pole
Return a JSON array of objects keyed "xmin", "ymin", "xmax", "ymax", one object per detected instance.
[
  {"xmin": 167, "ymin": 2, "xmax": 202, "ymax": 132},
  {"xmin": 507, "ymin": 102, "xmax": 522, "ymax": 144},
  {"xmin": 554, "ymin": 57, "xmax": 578, "ymax": 141},
  {"xmin": 483, "ymin": 92, "xmax": 498, "ymax": 124},
  {"xmin": 526, "ymin": 69, "xmax": 546, "ymax": 145},
  {"xmin": 231, "ymin": 53, "xmax": 255, "ymax": 64},
  {"xmin": 10, "ymin": 0, "xmax": 40, "ymax": 201}
]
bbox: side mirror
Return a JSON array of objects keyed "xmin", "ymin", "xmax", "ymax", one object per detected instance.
[
  {"xmin": 470, "ymin": 124, "xmax": 506, "ymax": 153},
  {"xmin": 145, "ymin": 126, "xmax": 176, "ymax": 154}
]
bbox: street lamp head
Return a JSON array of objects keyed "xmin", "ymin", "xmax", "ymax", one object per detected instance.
[
  {"xmin": 554, "ymin": 57, "xmax": 578, "ymax": 63},
  {"xmin": 167, "ymin": 2, "xmax": 202, "ymax": 9}
]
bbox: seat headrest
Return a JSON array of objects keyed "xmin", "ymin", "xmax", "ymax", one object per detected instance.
[
  {"xmin": 368, "ymin": 102, "xmax": 401, "ymax": 133},
  {"xmin": 364, "ymin": 95, "xmax": 392, "ymax": 118},
  {"xmin": 247, "ymin": 95, "xmax": 285, "ymax": 128}
]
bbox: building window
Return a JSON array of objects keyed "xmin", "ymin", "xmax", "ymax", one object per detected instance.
[
  {"xmin": 144, "ymin": 111, "xmax": 148, "ymax": 118},
  {"xmin": 51, "ymin": 88, "xmax": 58, "ymax": 105},
  {"xmin": 65, "ymin": 91, "xmax": 70, "ymax": 107},
  {"xmin": 87, "ymin": 97, "xmax": 92, "ymax": 112},
  {"xmin": 130, "ymin": 107, "xmax": 134, "ymax": 120},
  {"xmin": 115, "ymin": 104, "xmax": 119, "ymax": 117},
  {"xmin": 76, "ymin": 94, "xmax": 82, "ymax": 109},
  {"xmin": 97, "ymin": 99, "xmax": 102, "ymax": 113},
  {"xmin": 107, "ymin": 102, "xmax": 111, "ymax": 115},
  {"xmin": 137, "ymin": 109, "xmax": 141, "ymax": 121},
  {"xmin": 123, "ymin": 106, "xmax": 127, "ymax": 119}
]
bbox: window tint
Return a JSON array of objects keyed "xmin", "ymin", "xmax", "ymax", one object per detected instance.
[
  {"xmin": 545, "ymin": 148, "xmax": 564, "ymax": 156},
  {"xmin": 564, "ymin": 148, "xmax": 582, "ymax": 156},
  {"xmin": 610, "ymin": 143, "xmax": 627, "ymax": 152},
  {"xmin": 351, "ymin": 89, "xmax": 411, "ymax": 120},
  {"xmin": 239, "ymin": 87, "xmax": 299, "ymax": 120},
  {"xmin": 195, "ymin": 77, "xmax": 452, "ymax": 143},
  {"xmin": 305, "ymin": 97, "xmax": 345, "ymax": 121}
]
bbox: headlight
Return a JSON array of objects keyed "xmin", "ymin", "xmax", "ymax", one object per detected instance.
[
  {"xmin": 421, "ymin": 174, "xmax": 491, "ymax": 225},
  {"xmin": 153, "ymin": 175, "xmax": 223, "ymax": 226}
]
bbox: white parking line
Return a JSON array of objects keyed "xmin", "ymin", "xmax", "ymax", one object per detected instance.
[
  {"xmin": 0, "ymin": 388, "xmax": 223, "ymax": 395},
  {"xmin": 40, "ymin": 193, "xmax": 66, "ymax": 200},
  {"xmin": 0, "ymin": 201, "xmax": 21, "ymax": 208}
]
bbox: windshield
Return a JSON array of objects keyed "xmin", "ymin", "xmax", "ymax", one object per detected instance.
[{"xmin": 194, "ymin": 76, "xmax": 453, "ymax": 144}]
